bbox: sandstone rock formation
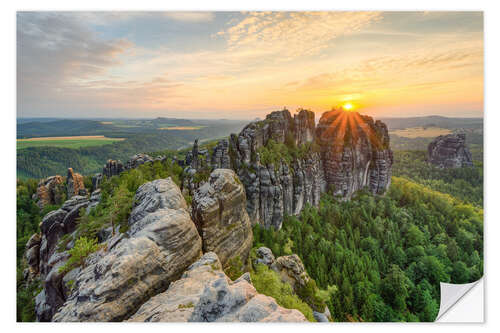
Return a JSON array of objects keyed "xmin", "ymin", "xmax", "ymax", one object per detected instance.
[
  {"xmin": 52, "ymin": 178, "xmax": 202, "ymax": 322},
  {"xmin": 35, "ymin": 195, "xmax": 91, "ymax": 321},
  {"xmin": 128, "ymin": 252, "xmax": 307, "ymax": 322},
  {"xmin": 102, "ymin": 159, "xmax": 124, "ymax": 178},
  {"xmin": 125, "ymin": 153, "xmax": 154, "ymax": 169},
  {"xmin": 315, "ymin": 110, "xmax": 393, "ymax": 198},
  {"xmin": 428, "ymin": 133, "xmax": 473, "ymax": 168},
  {"xmin": 255, "ymin": 247, "xmax": 310, "ymax": 292},
  {"xmin": 66, "ymin": 168, "xmax": 85, "ymax": 198},
  {"xmin": 191, "ymin": 169, "xmax": 253, "ymax": 268},
  {"xmin": 185, "ymin": 108, "xmax": 393, "ymax": 229},
  {"xmin": 25, "ymin": 233, "xmax": 42, "ymax": 281},
  {"xmin": 32, "ymin": 175, "xmax": 65, "ymax": 209}
]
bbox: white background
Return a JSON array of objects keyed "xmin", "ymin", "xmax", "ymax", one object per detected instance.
[{"xmin": 1, "ymin": 0, "xmax": 498, "ymax": 332}]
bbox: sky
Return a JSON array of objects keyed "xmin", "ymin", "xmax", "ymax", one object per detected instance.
[{"xmin": 17, "ymin": 11, "xmax": 483, "ymax": 120}]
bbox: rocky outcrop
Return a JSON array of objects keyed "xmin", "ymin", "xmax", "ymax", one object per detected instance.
[
  {"xmin": 428, "ymin": 133, "xmax": 473, "ymax": 168},
  {"xmin": 52, "ymin": 178, "xmax": 202, "ymax": 322},
  {"xmin": 25, "ymin": 233, "xmax": 42, "ymax": 281},
  {"xmin": 185, "ymin": 108, "xmax": 392, "ymax": 229},
  {"xmin": 191, "ymin": 169, "xmax": 253, "ymax": 268},
  {"xmin": 35, "ymin": 195, "xmax": 91, "ymax": 321},
  {"xmin": 274, "ymin": 254, "xmax": 311, "ymax": 292},
  {"xmin": 91, "ymin": 173, "xmax": 102, "ymax": 191},
  {"xmin": 255, "ymin": 247, "xmax": 309, "ymax": 292},
  {"xmin": 226, "ymin": 109, "xmax": 327, "ymax": 229},
  {"xmin": 316, "ymin": 110, "xmax": 393, "ymax": 198},
  {"xmin": 66, "ymin": 168, "xmax": 85, "ymax": 198},
  {"xmin": 128, "ymin": 252, "xmax": 307, "ymax": 322},
  {"xmin": 126, "ymin": 153, "xmax": 154, "ymax": 169},
  {"xmin": 102, "ymin": 159, "xmax": 124, "ymax": 178},
  {"xmin": 210, "ymin": 139, "xmax": 231, "ymax": 169},
  {"xmin": 254, "ymin": 247, "xmax": 331, "ymax": 321},
  {"xmin": 32, "ymin": 175, "xmax": 65, "ymax": 209}
]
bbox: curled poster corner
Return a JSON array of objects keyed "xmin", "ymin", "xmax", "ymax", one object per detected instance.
[{"xmin": 436, "ymin": 278, "xmax": 484, "ymax": 322}]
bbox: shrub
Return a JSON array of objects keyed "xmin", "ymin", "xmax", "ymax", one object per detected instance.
[
  {"xmin": 225, "ymin": 256, "xmax": 244, "ymax": 281},
  {"xmin": 251, "ymin": 263, "xmax": 316, "ymax": 321},
  {"xmin": 59, "ymin": 237, "xmax": 100, "ymax": 274}
]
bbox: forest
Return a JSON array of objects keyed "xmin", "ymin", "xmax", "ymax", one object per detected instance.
[{"xmin": 253, "ymin": 173, "xmax": 483, "ymax": 321}]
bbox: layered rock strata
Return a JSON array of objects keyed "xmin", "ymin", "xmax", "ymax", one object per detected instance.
[
  {"xmin": 128, "ymin": 252, "xmax": 307, "ymax": 322},
  {"xmin": 191, "ymin": 169, "xmax": 253, "ymax": 267},
  {"xmin": 185, "ymin": 108, "xmax": 393, "ymax": 229},
  {"xmin": 52, "ymin": 178, "xmax": 202, "ymax": 322}
]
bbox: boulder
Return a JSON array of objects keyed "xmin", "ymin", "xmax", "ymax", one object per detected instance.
[
  {"xmin": 66, "ymin": 168, "xmax": 85, "ymax": 199},
  {"xmin": 274, "ymin": 254, "xmax": 311, "ymax": 292},
  {"xmin": 128, "ymin": 252, "xmax": 307, "ymax": 322},
  {"xmin": 52, "ymin": 178, "xmax": 202, "ymax": 322},
  {"xmin": 191, "ymin": 169, "xmax": 253, "ymax": 268},
  {"xmin": 255, "ymin": 246, "xmax": 276, "ymax": 268},
  {"xmin": 428, "ymin": 133, "xmax": 473, "ymax": 168}
]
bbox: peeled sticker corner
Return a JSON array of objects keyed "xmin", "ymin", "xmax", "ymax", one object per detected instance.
[{"xmin": 435, "ymin": 278, "xmax": 484, "ymax": 322}]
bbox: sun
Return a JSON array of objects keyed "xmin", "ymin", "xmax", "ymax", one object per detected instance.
[{"xmin": 342, "ymin": 102, "xmax": 354, "ymax": 111}]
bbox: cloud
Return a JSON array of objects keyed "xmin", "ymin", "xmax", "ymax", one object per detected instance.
[
  {"xmin": 17, "ymin": 12, "xmax": 133, "ymax": 113},
  {"xmin": 164, "ymin": 12, "xmax": 215, "ymax": 22},
  {"xmin": 216, "ymin": 12, "xmax": 382, "ymax": 59}
]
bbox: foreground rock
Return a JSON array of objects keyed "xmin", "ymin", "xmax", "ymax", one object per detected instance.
[
  {"xmin": 191, "ymin": 169, "xmax": 253, "ymax": 268},
  {"xmin": 427, "ymin": 133, "xmax": 473, "ymax": 168},
  {"xmin": 52, "ymin": 178, "xmax": 202, "ymax": 322},
  {"xmin": 128, "ymin": 252, "xmax": 307, "ymax": 322},
  {"xmin": 32, "ymin": 175, "xmax": 65, "ymax": 209}
]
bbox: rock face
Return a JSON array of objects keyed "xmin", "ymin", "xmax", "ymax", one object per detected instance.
[
  {"xmin": 25, "ymin": 233, "xmax": 42, "ymax": 281},
  {"xmin": 66, "ymin": 168, "xmax": 85, "ymax": 198},
  {"xmin": 33, "ymin": 175, "xmax": 65, "ymax": 209},
  {"xmin": 315, "ymin": 110, "xmax": 393, "ymax": 198},
  {"xmin": 102, "ymin": 159, "xmax": 124, "ymax": 178},
  {"xmin": 428, "ymin": 133, "xmax": 473, "ymax": 168},
  {"xmin": 52, "ymin": 178, "xmax": 202, "ymax": 322},
  {"xmin": 35, "ymin": 195, "xmax": 91, "ymax": 321},
  {"xmin": 226, "ymin": 109, "xmax": 327, "ymax": 229},
  {"xmin": 185, "ymin": 108, "xmax": 392, "ymax": 229},
  {"xmin": 128, "ymin": 252, "xmax": 307, "ymax": 322},
  {"xmin": 191, "ymin": 169, "xmax": 253, "ymax": 268}
]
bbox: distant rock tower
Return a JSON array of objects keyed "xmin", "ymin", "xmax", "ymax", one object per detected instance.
[{"xmin": 427, "ymin": 133, "xmax": 473, "ymax": 168}]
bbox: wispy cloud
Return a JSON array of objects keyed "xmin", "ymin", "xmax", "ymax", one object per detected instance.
[
  {"xmin": 217, "ymin": 12, "xmax": 382, "ymax": 59},
  {"xmin": 164, "ymin": 12, "xmax": 215, "ymax": 22}
]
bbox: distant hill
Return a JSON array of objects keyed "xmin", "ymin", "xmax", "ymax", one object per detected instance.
[
  {"xmin": 379, "ymin": 115, "xmax": 483, "ymax": 130},
  {"xmin": 17, "ymin": 120, "xmax": 113, "ymax": 139}
]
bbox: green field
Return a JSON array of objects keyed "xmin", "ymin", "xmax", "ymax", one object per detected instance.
[{"xmin": 17, "ymin": 136, "xmax": 124, "ymax": 150}]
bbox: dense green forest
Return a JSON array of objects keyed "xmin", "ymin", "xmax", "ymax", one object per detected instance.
[
  {"xmin": 392, "ymin": 150, "xmax": 483, "ymax": 206},
  {"xmin": 253, "ymin": 176, "xmax": 483, "ymax": 322}
]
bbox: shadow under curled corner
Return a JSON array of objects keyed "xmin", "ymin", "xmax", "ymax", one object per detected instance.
[{"xmin": 435, "ymin": 278, "xmax": 484, "ymax": 322}]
